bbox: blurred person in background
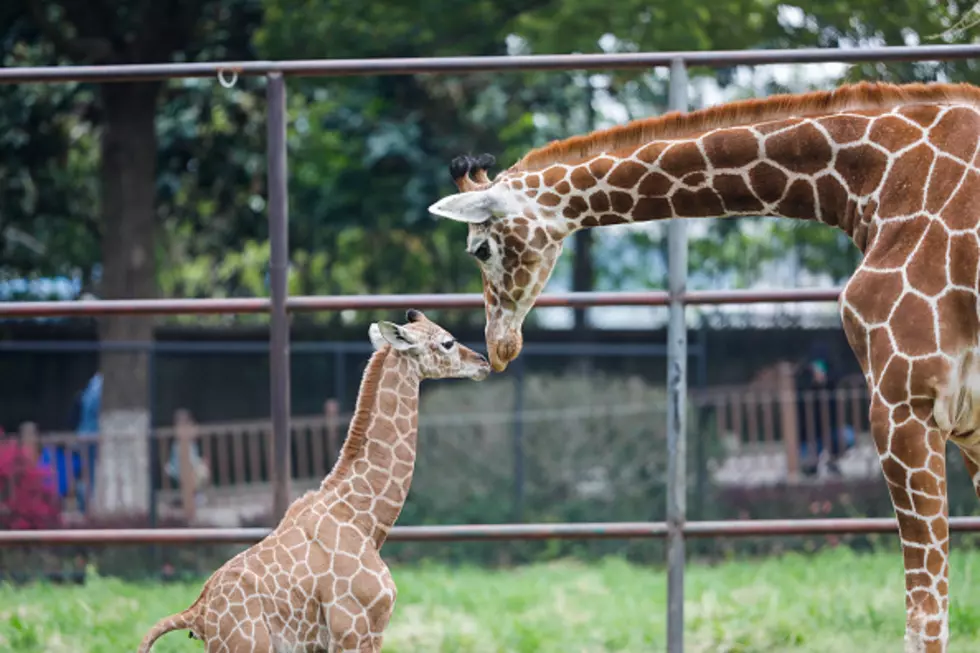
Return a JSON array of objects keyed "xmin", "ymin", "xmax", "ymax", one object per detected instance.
[{"xmin": 795, "ymin": 344, "xmax": 855, "ymax": 477}]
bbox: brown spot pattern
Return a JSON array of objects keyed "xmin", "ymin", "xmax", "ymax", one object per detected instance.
[
  {"xmin": 949, "ymin": 233, "xmax": 979, "ymax": 287},
  {"xmin": 599, "ymin": 213, "xmax": 629, "ymax": 225},
  {"xmin": 816, "ymin": 175, "xmax": 848, "ymax": 226},
  {"xmin": 702, "ymin": 128, "xmax": 758, "ymax": 168},
  {"xmin": 929, "ymin": 107, "xmax": 980, "ymax": 162},
  {"xmin": 609, "ymin": 191, "xmax": 635, "ymax": 214},
  {"xmin": 632, "ymin": 197, "xmax": 673, "ymax": 221},
  {"xmin": 541, "ymin": 166, "xmax": 565, "ymax": 187},
  {"xmin": 835, "ymin": 145, "xmax": 888, "ymax": 196},
  {"xmin": 589, "ymin": 191, "xmax": 610, "ymax": 213},
  {"xmin": 588, "ymin": 158, "xmax": 613, "ymax": 178},
  {"xmin": 748, "ymin": 162, "xmax": 788, "ymax": 203},
  {"xmin": 869, "ymin": 115, "xmax": 924, "ymax": 152},
  {"xmin": 712, "ymin": 174, "xmax": 765, "ymax": 213},
  {"xmin": 925, "ymin": 157, "xmax": 967, "ymax": 214},
  {"xmin": 879, "ymin": 144, "xmax": 932, "ymax": 218},
  {"xmin": 659, "ymin": 142, "xmax": 706, "ymax": 178},
  {"xmin": 754, "ymin": 117, "xmax": 802, "ymax": 135},
  {"xmin": 818, "ymin": 115, "xmax": 869, "ymax": 143},
  {"xmin": 635, "ymin": 142, "xmax": 668, "ymax": 163},
  {"xmin": 892, "ymin": 293, "xmax": 938, "ymax": 356},
  {"xmin": 940, "ymin": 170, "xmax": 980, "ymax": 230},
  {"xmin": 570, "ymin": 167, "xmax": 596, "ymax": 190},
  {"xmin": 937, "ymin": 290, "xmax": 978, "ymax": 353},
  {"xmin": 682, "ymin": 172, "xmax": 706, "ymax": 186},
  {"xmin": 898, "ymin": 104, "xmax": 941, "ymax": 127},
  {"xmin": 607, "ymin": 161, "xmax": 648, "ymax": 189},
  {"xmin": 672, "ymin": 188, "xmax": 724, "ymax": 217},
  {"xmin": 538, "ymin": 192, "xmax": 561, "ymax": 207},
  {"xmin": 764, "ymin": 123, "xmax": 832, "ymax": 174},
  {"xmin": 905, "ymin": 222, "xmax": 949, "ymax": 296},
  {"xmin": 775, "ymin": 179, "xmax": 817, "ymax": 220},
  {"xmin": 638, "ymin": 171, "xmax": 673, "ymax": 197},
  {"xmin": 845, "ymin": 268, "xmax": 904, "ymax": 324},
  {"xmin": 864, "ymin": 215, "xmax": 930, "ymax": 268}
]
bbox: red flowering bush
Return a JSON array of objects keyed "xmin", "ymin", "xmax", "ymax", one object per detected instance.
[{"xmin": 0, "ymin": 440, "xmax": 62, "ymax": 530}]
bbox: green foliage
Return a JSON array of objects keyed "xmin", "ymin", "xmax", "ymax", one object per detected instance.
[
  {"xmin": 0, "ymin": 36, "xmax": 99, "ymax": 286},
  {"xmin": 6, "ymin": 0, "xmax": 980, "ymax": 308}
]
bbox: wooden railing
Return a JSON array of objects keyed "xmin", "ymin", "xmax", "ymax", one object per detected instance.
[{"xmin": 691, "ymin": 362, "xmax": 871, "ymax": 481}]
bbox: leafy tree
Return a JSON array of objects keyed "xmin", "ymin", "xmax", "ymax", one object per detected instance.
[{"xmin": 2, "ymin": 0, "xmax": 264, "ymax": 514}]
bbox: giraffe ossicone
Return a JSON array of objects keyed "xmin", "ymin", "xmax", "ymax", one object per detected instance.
[
  {"xmin": 430, "ymin": 80, "xmax": 980, "ymax": 653},
  {"xmin": 138, "ymin": 310, "xmax": 490, "ymax": 653}
]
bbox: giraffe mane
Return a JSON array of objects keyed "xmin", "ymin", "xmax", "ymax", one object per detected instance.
[
  {"xmin": 510, "ymin": 80, "xmax": 980, "ymax": 173},
  {"xmin": 320, "ymin": 346, "xmax": 391, "ymax": 491}
]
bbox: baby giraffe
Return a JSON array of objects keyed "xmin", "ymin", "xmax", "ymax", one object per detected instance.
[{"xmin": 138, "ymin": 309, "xmax": 490, "ymax": 653}]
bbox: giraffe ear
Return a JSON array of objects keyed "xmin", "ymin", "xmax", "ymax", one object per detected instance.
[
  {"xmin": 427, "ymin": 189, "xmax": 498, "ymax": 224},
  {"xmin": 369, "ymin": 321, "xmax": 418, "ymax": 352}
]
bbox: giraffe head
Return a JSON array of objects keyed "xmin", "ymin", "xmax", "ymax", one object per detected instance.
[
  {"xmin": 427, "ymin": 154, "xmax": 573, "ymax": 371},
  {"xmin": 368, "ymin": 309, "xmax": 491, "ymax": 381}
]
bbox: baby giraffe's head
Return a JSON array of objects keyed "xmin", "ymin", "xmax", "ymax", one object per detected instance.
[{"xmin": 368, "ymin": 309, "xmax": 491, "ymax": 381}]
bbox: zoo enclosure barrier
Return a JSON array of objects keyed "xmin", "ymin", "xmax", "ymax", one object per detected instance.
[{"xmin": 4, "ymin": 43, "xmax": 980, "ymax": 653}]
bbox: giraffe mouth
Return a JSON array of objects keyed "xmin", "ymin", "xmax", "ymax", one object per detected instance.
[
  {"xmin": 489, "ymin": 333, "xmax": 522, "ymax": 372},
  {"xmin": 489, "ymin": 351, "xmax": 509, "ymax": 373}
]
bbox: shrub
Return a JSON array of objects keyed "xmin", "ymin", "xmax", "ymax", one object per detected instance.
[{"xmin": 0, "ymin": 440, "xmax": 62, "ymax": 530}]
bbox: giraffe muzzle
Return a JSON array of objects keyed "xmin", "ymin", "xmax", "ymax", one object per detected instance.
[{"xmin": 488, "ymin": 330, "xmax": 523, "ymax": 372}]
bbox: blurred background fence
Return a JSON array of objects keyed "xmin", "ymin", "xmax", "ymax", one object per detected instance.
[{"xmin": 5, "ymin": 321, "xmax": 979, "ymax": 580}]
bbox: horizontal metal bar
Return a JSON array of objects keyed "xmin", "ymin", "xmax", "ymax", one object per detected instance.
[
  {"xmin": 2, "ymin": 45, "xmax": 979, "ymax": 84},
  {"xmin": 0, "ymin": 338, "xmax": 698, "ymax": 357},
  {"xmin": 5, "ymin": 516, "xmax": 980, "ymax": 546},
  {"xmin": 0, "ymin": 288, "xmax": 842, "ymax": 318}
]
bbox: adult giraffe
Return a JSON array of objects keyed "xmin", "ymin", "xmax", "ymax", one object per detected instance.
[{"xmin": 428, "ymin": 80, "xmax": 980, "ymax": 653}]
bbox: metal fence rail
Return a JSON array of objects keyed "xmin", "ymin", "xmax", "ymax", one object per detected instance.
[
  {"xmin": 4, "ymin": 43, "xmax": 978, "ymax": 653},
  {"xmin": 5, "ymin": 517, "xmax": 980, "ymax": 546},
  {"xmin": 0, "ymin": 287, "xmax": 843, "ymax": 317},
  {"xmin": 2, "ymin": 43, "xmax": 980, "ymax": 83}
]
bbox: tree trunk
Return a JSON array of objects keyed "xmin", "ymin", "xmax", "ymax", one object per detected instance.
[{"xmin": 92, "ymin": 81, "xmax": 161, "ymax": 517}]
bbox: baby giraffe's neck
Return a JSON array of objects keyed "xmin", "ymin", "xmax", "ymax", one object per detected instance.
[{"xmin": 319, "ymin": 348, "xmax": 420, "ymax": 546}]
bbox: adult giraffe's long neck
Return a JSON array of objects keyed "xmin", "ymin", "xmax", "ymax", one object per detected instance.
[
  {"xmin": 320, "ymin": 347, "xmax": 420, "ymax": 546},
  {"xmin": 532, "ymin": 113, "xmax": 888, "ymax": 250}
]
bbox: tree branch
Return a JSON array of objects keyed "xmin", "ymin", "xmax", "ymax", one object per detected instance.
[{"xmin": 28, "ymin": 2, "xmax": 113, "ymax": 63}]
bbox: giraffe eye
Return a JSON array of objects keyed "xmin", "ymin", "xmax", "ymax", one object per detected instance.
[
  {"xmin": 440, "ymin": 339, "xmax": 456, "ymax": 351},
  {"xmin": 470, "ymin": 241, "xmax": 491, "ymax": 262}
]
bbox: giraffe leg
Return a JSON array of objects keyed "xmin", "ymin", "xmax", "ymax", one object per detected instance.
[{"xmin": 871, "ymin": 400, "xmax": 950, "ymax": 653}]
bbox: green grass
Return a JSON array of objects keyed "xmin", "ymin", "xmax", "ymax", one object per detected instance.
[{"xmin": 4, "ymin": 548, "xmax": 980, "ymax": 652}]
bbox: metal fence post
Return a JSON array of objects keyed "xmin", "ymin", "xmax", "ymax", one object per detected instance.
[
  {"xmin": 512, "ymin": 355, "xmax": 526, "ymax": 522},
  {"xmin": 267, "ymin": 72, "xmax": 292, "ymax": 521},
  {"xmin": 665, "ymin": 57, "xmax": 689, "ymax": 653}
]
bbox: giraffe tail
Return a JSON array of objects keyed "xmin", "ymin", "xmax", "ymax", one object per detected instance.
[{"xmin": 137, "ymin": 597, "xmax": 203, "ymax": 653}]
